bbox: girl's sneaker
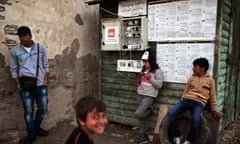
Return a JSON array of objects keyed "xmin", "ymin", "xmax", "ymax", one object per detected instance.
[
  {"xmin": 182, "ymin": 140, "xmax": 191, "ymax": 144},
  {"xmin": 134, "ymin": 134, "xmax": 149, "ymax": 144},
  {"xmin": 173, "ymin": 136, "xmax": 183, "ymax": 144}
]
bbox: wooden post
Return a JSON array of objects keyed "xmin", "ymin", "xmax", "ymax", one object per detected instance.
[{"xmin": 152, "ymin": 105, "xmax": 168, "ymax": 144}]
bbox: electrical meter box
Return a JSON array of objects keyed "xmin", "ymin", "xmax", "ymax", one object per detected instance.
[
  {"xmin": 120, "ymin": 16, "xmax": 148, "ymax": 51},
  {"xmin": 101, "ymin": 16, "xmax": 148, "ymax": 51},
  {"xmin": 101, "ymin": 18, "xmax": 121, "ymax": 51}
]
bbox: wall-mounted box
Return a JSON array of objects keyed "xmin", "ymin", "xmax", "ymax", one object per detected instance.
[
  {"xmin": 101, "ymin": 16, "xmax": 148, "ymax": 51},
  {"xmin": 101, "ymin": 18, "xmax": 121, "ymax": 51},
  {"xmin": 120, "ymin": 16, "xmax": 148, "ymax": 51}
]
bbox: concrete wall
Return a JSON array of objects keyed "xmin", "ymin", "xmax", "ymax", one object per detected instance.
[{"xmin": 0, "ymin": 0, "xmax": 100, "ymax": 133}]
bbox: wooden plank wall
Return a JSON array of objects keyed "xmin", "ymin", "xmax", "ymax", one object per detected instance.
[
  {"xmin": 100, "ymin": 0, "xmax": 240, "ymax": 130},
  {"xmin": 101, "ymin": 51, "xmax": 141, "ymax": 126},
  {"xmin": 215, "ymin": 0, "xmax": 232, "ymax": 128},
  {"xmin": 216, "ymin": 0, "xmax": 240, "ymax": 129},
  {"xmin": 232, "ymin": 0, "xmax": 240, "ymax": 118},
  {"xmin": 100, "ymin": 51, "xmax": 185, "ymax": 128}
]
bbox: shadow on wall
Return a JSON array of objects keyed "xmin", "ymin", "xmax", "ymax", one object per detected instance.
[
  {"xmin": 0, "ymin": 52, "xmax": 25, "ymax": 132},
  {"xmin": 0, "ymin": 53, "xmax": 5, "ymax": 68},
  {"xmin": 52, "ymin": 38, "xmax": 99, "ymax": 101},
  {"xmin": 0, "ymin": 38, "xmax": 99, "ymax": 133}
]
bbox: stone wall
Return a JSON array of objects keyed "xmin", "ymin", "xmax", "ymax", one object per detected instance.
[{"xmin": 0, "ymin": 0, "xmax": 100, "ymax": 134}]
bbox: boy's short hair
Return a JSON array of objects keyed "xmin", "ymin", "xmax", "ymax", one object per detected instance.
[
  {"xmin": 193, "ymin": 57, "xmax": 209, "ymax": 72},
  {"xmin": 75, "ymin": 96, "xmax": 106, "ymax": 122},
  {"xmin": 17, "ymin": 26, "xmax": 32, "ymax": 36}
]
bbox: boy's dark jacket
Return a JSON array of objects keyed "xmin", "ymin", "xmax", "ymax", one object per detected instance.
[{"xmin": 65, "ymin": 127, "xmax": 94, "ymax": 144}]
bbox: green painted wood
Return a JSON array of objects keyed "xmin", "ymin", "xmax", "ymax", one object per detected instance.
[
  {"xmin": 218, "ymin": 0, "xmax": 240, "ymax": 129},
  {"xmin": 102, "ymin": 82, "xmax": 136, "ymax": 91},
  {"xmin": 232, "ymin": 0, "xmax": 240, "ymax": 117},
  {"xmin": 105, "ymin": 102, "xmax": 137, "ymax": 112},
  {"xmin": 223, "ymin": 0, "xmax": 232, "ymax": 7},
  {"xmin": 100, "ymin": 0, "xmax": 240, "ymax": 132},
  {"xmin": 106, "ymin": 113, "xmax": 138, "ymax": 126},
  {"xmin": 220, "ymin": 46, "xmax": 229, "ymax": 53},
  {"xmin": 218, "ymin": 61, "xmax": 227, "ymax": 68},
  {"xmin": 222, "ymin": 13, "xmax": 231, "ymax": 23},
  {"xmin": 219, "ymin": 53, "xmax": 227, "ymax": 60},
  {"xmin": 222, "ymin": 29, "xmax": 230, "ymax": 38},
  {"xmin": 223, "ymin": 3, "xmax": 231, "ymax": 14},
  {"xmin": 106, "ymin": 112, "xmax": 156, "ymax": 128},
  {"xmin": 221, "ymin": 37, "xmax": 229, "ymax": 46},
  {"xmin": 222, "ymin": 21, "xmax": 230, "ymax": 30},
  {"xmin": 100, "ymin": 51, "xmax": 185, "ymax": 128},
  {"xmin": 156, "ymin": 96, "xmax": 181, "ymax": 105},
  {"xmin": 102, "ymin": 93, "xmax": 136, "ymax": 103},
  {"xmin": 163, "ymin": 82, "xmax": 186, "ymax": 90},
  {"xmin": 101, "ymin": 88, "xmax": 136, "ymax": 98}
]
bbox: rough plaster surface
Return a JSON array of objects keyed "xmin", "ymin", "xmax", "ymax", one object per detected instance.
[
  {"xmin": 1, "ymin": 0, "xmax": 99, "ymax": 62},
  {"xmin": 0, "ymin": 57, "xmax": 24, "ymax": 131},
  {"xmin": 0, "ymin": 0, "xmax": 100, "ymax": 133},
  {"xmin": 44, "ymin": 85, "xmax": 74, "ymax": 129},
  {"xmin": 46, "ymin": 39, "xmax": 99, "ymax": 129},
  {"xmin": 0, "ymin": 38, "xmax": 99, "ymax": 133}
]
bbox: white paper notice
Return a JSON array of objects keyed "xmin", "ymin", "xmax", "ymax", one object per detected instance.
[
  {"xmin": 148, "ymin": 0, "xmax": 218, "ymax": 42},
  {"xmin": 118, "ymin": 0, "xmax": 147, "ymax": 17},
  {"xmin": 117, "ymin": 59, "xmax": 143, "ymax": 73},
  {"xmin": 104, "ymin": 26, "xmax": 119, "ymax": 44},
  {"xmin": 157, "ymin": 43, "xmax": 214, "ymax": 83}
]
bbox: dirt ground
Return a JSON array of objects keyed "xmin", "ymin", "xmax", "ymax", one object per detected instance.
[
  {"xmin": 217, "ymin": 116, "xmax": 240, "ymax": 144},
  {"xmin": 33, "ymin": 120, "xmax": 139, "ymax": 144},
  {"xmin": 32, "ymin": 116, "xmax": 240, "ymax": 144},
  {"xmin": 1, "ymin": 117, "xmax": 240, "ymax": 144}
]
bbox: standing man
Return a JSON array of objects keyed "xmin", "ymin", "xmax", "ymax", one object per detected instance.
[{"xmin": 10, "ymin": 26, "xmax": 49, "ymax": 144}]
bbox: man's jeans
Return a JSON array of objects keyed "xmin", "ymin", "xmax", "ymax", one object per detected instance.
[
  {"xmin": 168, "ymin": 98, "xmax": 204, "ymax": 142},
  {"xmin": 19, "ymin": 85, "xmax": 48, "ymax": 134},
  {"xmin": 135, "ymin": 95, "xmax": 154, "ymax": 135}
]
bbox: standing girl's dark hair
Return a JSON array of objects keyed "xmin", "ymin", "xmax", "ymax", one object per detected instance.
[{"xmin": 142, "ymin": 49, "xmax": 159, "ymax": 73}]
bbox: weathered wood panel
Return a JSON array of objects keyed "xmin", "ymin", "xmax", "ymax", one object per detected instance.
[
  {"xmin": 219, "ymin": 45, "xmax": 228, "ymax": 53},
  {"xmin": 100, "ymin": 51, "xmax": 184, "ymax": 128},
  {"xmin": 222, "ymin": 21, "xmax": 230, "ymax": 30},
  {"xmin": 232, "ymin": 0, "xmax": 240, "ymax": 117},
  {"xmin": 221, "ymin": 29, "xmax": 230, "ymax": 39},
  {"xmin": 223, "ymin": 0, "xmax": 232, "ymax": 8},
  {"xmin": 218, "ymin": 0, "xmax": 239, "ymax": 129},
  {"xmin": 99, "ymin": 0, "xmax": 240, "ymax": 132}
]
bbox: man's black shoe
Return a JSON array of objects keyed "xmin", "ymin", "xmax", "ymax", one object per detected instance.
[
  {"xmin": 36, "ymin": 127, "xmax": 48, "ymax": 136},
  {"xmin": 19, "ymin": 133, "xmax": 36, "ymax": 144}
]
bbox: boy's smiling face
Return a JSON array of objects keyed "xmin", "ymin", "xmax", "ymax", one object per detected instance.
[{"xmin": 79, "ymin": 108, "xmax": 108, "ymax": 138}]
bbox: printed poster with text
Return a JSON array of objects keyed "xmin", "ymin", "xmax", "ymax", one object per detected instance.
[
  {"xmin": 157, "ymin": 43, "xmax": 214, "ymax": 83},
  {"xmin": 148, "ymin": 0, "xmax": 217, "ymax": 42}
]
